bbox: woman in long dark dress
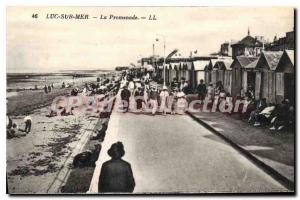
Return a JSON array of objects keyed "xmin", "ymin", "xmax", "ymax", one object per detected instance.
[
  {"xmin": 98, "ymin": 142, "xmax": 135, "ymax": 193},
  {"xmin": 134, "ymin": 87, "xmax": 144, "ymax": 111}
]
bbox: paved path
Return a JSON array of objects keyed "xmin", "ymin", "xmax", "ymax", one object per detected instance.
[{"xmin": 89, "ymin": 110, "xmax": 288, "ymax": 193}]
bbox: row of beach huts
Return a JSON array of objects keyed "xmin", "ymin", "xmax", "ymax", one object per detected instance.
[{"xmin": 150, "ymin": 50, "xmax": 294, "ymax": 104}]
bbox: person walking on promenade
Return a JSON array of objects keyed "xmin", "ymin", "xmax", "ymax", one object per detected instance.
[
  {"xmin": 24, "ymin": 115, "xmax": 32, "ymax": 134},
  {"xmin": 159, "ymin": 85, "xmax": 170, "ymax": 116},
  {"xmin": 128, "ymin": 80, "xmax": 135, "ymax": 96},
  {"xmin": 120, "ymin": 86, "xmax": 131, "ymax": 112},
  {"xmin": 149, "ymin": 86, "xmax": 159, "ymax": 116},
  {"xmin": 171, "ymin": 77, "xmax": 178, "ymax": 89},
  {"xmin": 196, "ymin": 79, "xmax": 207, "ymax": 102},
  {"xmin": 207, "ymin": 83, "xmax": 215, "ymax": 102},
  {"xmin": 169, "ymin": 88, "xmax": 178, "ymax": 115},
  {"xmin": 98, "ymin": 142, "xmax": 135, "ymax": 193},
  {"xmin": 134, "ymin": 87, "xmax": 144, "ymax": 112},
  {"xmin": 176, "ymin": 89, "xmax": 187, "ymax": 115}
]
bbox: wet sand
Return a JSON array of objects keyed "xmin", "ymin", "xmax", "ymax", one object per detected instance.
[
  {"xmin": 6, "ymin": 76, "xmax": 101, "ymax": 193},
  {"xmin": 6, "ymin": 105, "xmax": 99, "ymax": 193}
]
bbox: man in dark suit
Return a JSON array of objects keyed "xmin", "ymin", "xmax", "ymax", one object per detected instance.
[
  {"xmin": 98, "ymin": 142, "xmax": 135, "ymax": 193},
  {"xmin": 120, "ymin": 86, "xmax": 131, "ymax": 112},
  {"xmin": 196, "ymin": 79, "xmax": 207, "ymax": 101}
]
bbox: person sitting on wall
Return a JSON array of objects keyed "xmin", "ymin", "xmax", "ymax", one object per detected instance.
[
  {"xmin": 248, "ymin": 98, "xmax": 267, "ymax": 124},
  {"xmin": 223, "ymin": 92, "xmax": 233, "ymax": 114},
  {"xmin": 246, "ymin": 85, "xmax": 254, "ymax": 100},
  {"xmin": 73, "ymin": 144, "xmax": 101, "ymax": 168},
  {"xmin": 238, "ymin": 96, "xmax": 256, "ymax": 119},
  {"xmin": 269, "ymin": 99, "xmax": 291, "ymax": 131},
  {"xmin": 253, "ymin": 103, "xmax": 276, "ymax": 127}
]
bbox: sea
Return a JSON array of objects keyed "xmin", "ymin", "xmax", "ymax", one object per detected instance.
[{"xmin": 7, "ymin": 71, "xmax": 111, "ymax": 97}]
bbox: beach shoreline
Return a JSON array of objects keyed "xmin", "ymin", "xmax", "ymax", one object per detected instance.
[{"xmin": 6, "ymin": 72, "xmax": 117, "ymax": 194}]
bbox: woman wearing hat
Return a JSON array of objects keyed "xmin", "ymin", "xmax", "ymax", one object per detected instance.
[
  {"xmin": 169, "ymin": 88, "xmax": 178, "ymax": 115},
  {"xmin": 148, "ymin": 86, "xmax": 159, "ymax": 115},
  {"xmin": 134, "ymin": 87, "xmax": 144, "ymax": 111},
  {"xmin": 176, "ymin": 89, "xmax": 187, "ymax": 115},
  {"xmin": 207, "ymin": 83, "xmax": 215, "ymax": 102},
  {"xmin": 98, "ymin": 142, "xmax": 135, "ymax": 193},
  {"xmin": 159, "ymin": 86, "xmax": 170, "ymax": 116}
]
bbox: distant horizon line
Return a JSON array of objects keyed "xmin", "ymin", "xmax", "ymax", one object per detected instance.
[{"xmin": 6, "ymin": 69, "xmax": 114, "ymax": 74}]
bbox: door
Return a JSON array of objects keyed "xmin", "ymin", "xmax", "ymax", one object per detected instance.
[{"xmin": 284, "ymin": 73, "xmax": 295, "ymax": 104}]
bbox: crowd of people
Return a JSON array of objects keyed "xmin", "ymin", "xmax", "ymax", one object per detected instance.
[
  {"xmin": 247, "ymin": 98, "xmax": 294, "ymax": 131},
  {"xmin": 194, "ymin": 79, "xmax": 295, "ymax": 132},
  {"xmin": 48, "ymin": 75, "xmax": 120, "ymax": 117},
  {"xmin": 7, "ymin": 74, "xmax": 121, "ymax": 139},
  {"xmin": 118, "ymin": 69, "xmax": 295, "ymax": 131},
  {"xmin": 119, "ymin": 72, "xmax": 189, "ymax": 116}
]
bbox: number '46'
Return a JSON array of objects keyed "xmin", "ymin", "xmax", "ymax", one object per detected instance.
[{"xmin": 32, "ymin": 14, "xmax": 38, "ymax": 19}]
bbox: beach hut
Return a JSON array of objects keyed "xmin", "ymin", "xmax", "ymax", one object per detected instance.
[
  {"xmin": 275, "ymin": 50, "xmax": 295, "ymax": 103},
  {"xmin": 186, "ymin": 61, "xmax": 194, "ymax": 82},
  {"xmin": 204, "ymin": 65, "xmax": 211, "ymax": 84},
  {"xmin": 208, "ymin": 59, "xmax": 219, "ymax": 85},
  {"xmin": 254, "ymin": 51, "xmax": 283, "ymax": 103},
  {"xmin": 193, "ymin": 60, "xmax": 210, "ymax": 87},
  {"xmin": 213, "ymin": 58, "xmax": 233, "ymax": 94},
  {"xmin": 167, "ymin": 63, "xmax": 177, "ymax": 85},
  {"xmin": 230, "ymin": 56, "xmax": 258, "ymax": 96},
  {"xmin": 182, "ymin": 61, "xmax": 192, "ymax": 81},
  {"xmin": 176, "ymin": 61, "xmax": 192, "ymax": 82},
  {"xmin": 204, "ymin": 59, "xmax": 217, "ymax": 84}
]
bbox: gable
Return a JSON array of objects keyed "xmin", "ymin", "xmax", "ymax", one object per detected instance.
[
  {"xmin": 255, "ymin": 55, "xmax": 269, "ymax": 70},
  {"xmin": 231, "ymin": 59, "xmax": 242, "ymax": 69},
  {"xmin": 276, "ymin": 51, "xmax": 294, "ymax": 73}
]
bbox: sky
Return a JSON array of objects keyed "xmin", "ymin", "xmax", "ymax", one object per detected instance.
[{"xmin": 6, "ymin": 7, "xmax": 294, "ymax": 73}]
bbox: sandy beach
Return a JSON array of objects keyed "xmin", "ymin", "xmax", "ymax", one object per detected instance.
[
  {"xmin": 7, "ymin": 107, "xmax": 99, "ymax": 193},
  {"xmin": 6, "ymin": 73, "xmax": 113, "ymax": 194}
]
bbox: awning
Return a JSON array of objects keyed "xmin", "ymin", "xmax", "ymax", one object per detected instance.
[
  {"xmin": 186, "ymin": 62, "xmax": 193, "ymax": 70},
  {"xmin": 193, "ymin": 60, "xmax": 210, "ymax": 71},
  {"xmin": 169, "ymin": 63, "xmax": 179, "ymax": 70}
]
